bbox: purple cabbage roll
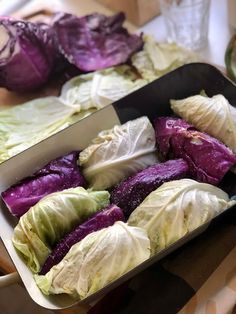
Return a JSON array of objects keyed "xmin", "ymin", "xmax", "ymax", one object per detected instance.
[
  {"xmin": 110, "ymin": 159, "xmax": 189, "ymax": 217},
  {"xmin": 154, "ymin": 117, "xmax": 236, "ymax": 185},
  {"xmin": 1, "ymin": 151, "xmax": 86, "ymax": 217},
  {"xmin": 39, "ymin": 204, "xmax": 124, "ymax": 275}
]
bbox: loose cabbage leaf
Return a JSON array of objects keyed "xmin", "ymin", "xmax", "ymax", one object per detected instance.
[
  {"xmin": 40, "ymin": 204, "xmax": 125, "ymax": 275},
  {"xmin": 170, "ymin": 94, "xmax": 236, "ymax": 153},
  {"xmin": 154, "ymin": 117, "xmax": 236, "ymax": 184},
  {"xmin": 0, "ymin": 18, "xmax": 56, "ymax": 91},
  {"xmin": 79, "ymin": 116, "xmax": 159, "ymax": 189},
  {"xmin": 60, "ymin": 65, "xmax": 146, "ymax": 110},
  {"xmin": 35, "ymin": 221, "xmax": 150, "ymax": 298},
  {"xmin": 131, "ymin": 35, "xmax": 199, "ymax": 82},
  {"xmin": 128, "ymin": 179, "xmax": 236, "ymax": 254},
  {"xmin": 0, "ymin": 97, "xmax": 94, "ymax": 164},
  {"xmin": 111, "ymin": 159, "xmax": 189, "ymax": 217},
  {"xmin": 12, "ymin": 187, "xmax": 110, "ymax": 273},
  {"xmin": 2, "ymin": 151, "xmax": 86, "ymax": 217},
  {"xmin": 53, "ymin": 12, "xmax": 143, "ymax": 71}
]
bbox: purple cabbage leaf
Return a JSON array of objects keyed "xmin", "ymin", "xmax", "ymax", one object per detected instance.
[
  {"xmin": 1, "ymin": 151, "xmax": 86, "ymax": 217},
  {"xmin": 154, "ymin": 117, "xmax": 236, "ymax": 185},
  {"xmin": 39, "ymin": 204, "xmax": 124, "ymax": 275},
  {"xmin": 110, "ymin": 159, "xmax": 189, "ymax": 217},
  {"xmin": 52, "ymin": 12, "xmax": 143, "ymax": 72}
]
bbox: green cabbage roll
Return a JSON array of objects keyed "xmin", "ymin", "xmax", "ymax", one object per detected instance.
[{"xmin": 12, "ymin": 187, "xmax": 110, "ymax": 273}]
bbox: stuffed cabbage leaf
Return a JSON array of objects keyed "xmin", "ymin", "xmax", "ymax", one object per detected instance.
[
  {"xmin": 79, "ymin": 116, "xmax": 159, "ymax": 189},
  {"xmin": 128, "ymin": 179, "xmax": 236, "ymax": 254},
  {"xmin": 40, "ymin": 204, "xmax": 124, "ymax": 275},
  {"xmin": 2, "ymin": 151, "xmax": 86, "ymax": 217},
  {"xmin": 35, "ymin": 221, "xmax": 150, "ymax": 298},
  {"xmin": 110, "ymin": 159, "xmax": 189, "ymax": 217},
  {"xmin": 12, "ymin": 187, "xmax": 110, "ymax": 273},
  {"xmin": 154, "ymin": 117, "xmax": 236, "ymax": 184},
  {"xmin": 171, "ymin": 94, "xmax": 236, "ymax": 153}
]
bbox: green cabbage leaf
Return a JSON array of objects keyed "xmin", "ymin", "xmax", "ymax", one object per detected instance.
[
  {"xmin": 60, "ymin": 65, "xmax": 146, "ymax": 110},
  {"xmin": 132, "ymin": 35, "xmax": 199, "ymax": 82},
  {"xmin": 0, "ymin": 97, "xmax": 86, "ymax": 164}
]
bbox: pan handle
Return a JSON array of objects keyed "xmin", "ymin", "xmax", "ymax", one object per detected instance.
[{"xmin": 0, "ymin": 272, "xmax": 21, "ymax": 288}]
